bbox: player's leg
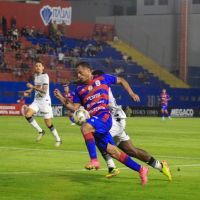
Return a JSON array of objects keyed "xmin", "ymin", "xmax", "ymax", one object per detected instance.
[
  {"xmin": 25, "ymin": 103, "xmax": 44, "ymax": 138},
  {"xmin": 165, "ymin": 109, "xmax": 172, "ymax": 120},
  {"xmin": 81, "ymin": 122, "xmax": 100, "ymax": 169},
  {"xmin": 161, "ymin": 107, "xmax": 165, "ymax": 120},
  {"xmin": 39, "ymin": 101, "xmax": 62, "ymax": 146},
  {"xmin": 106, "ymin": 143, "xmax": 148, "ymax": 186},
  {"xmin": 82, "ymin": 112, "xmax": 119, "ymax": 170},
  {"xmin": 118, "ymin": 139, "xmax": 163, "ymax": 169},
  {"xmin": 96, "ymin": 143, "xmax": 120, "ymax": 178},
  {"xmin": 100, "ymin": 118, "xmax": 120, "ymax": 177},
  {"xmin": 87, "ymin": 113, "xmax": 148, "ymax": 185},
  {"xmin": 117, "ymin": 132, "xmax": 172, "ymax": 181},
  {"xmin": 21, "ymin": 104, "xmax": 28, "ymax": 116},
  {"xmin": 112, "ymin": 118, "xmax": 162, "ymax": 171},
  {"xmin": 112, "ymin": 116, "xmax": 172, "ymax": 181},
  {"xmin": 95, "ymin": 127, "xmax": 148, "ymax": 185},
  {"xmin": 44, "ymin": 118, "xmax": 62, "ymax": 147}
]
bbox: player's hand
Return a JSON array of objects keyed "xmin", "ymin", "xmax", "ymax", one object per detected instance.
[
  {"xmin": 130, "ymin": 93, "xmax": 140, "ymax": 102},
  {"xmin": 23, "ymin": 91, "xmax": 30, "ymax": 97},
  {"xmin": 54, "ymin": 89, "xmax": 62, "ymax": 99},
  {"xmin": 26, "ymin": 83, "xmax": 34, "ymax": 89}
]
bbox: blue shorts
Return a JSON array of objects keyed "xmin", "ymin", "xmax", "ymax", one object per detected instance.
[
  {"xmin": 161, "ymin": 105, "xmax": 168, "ymax": 111},
  {"xmin": 86, "ymin": 112, "xmax": 115, "ymax": 151}
]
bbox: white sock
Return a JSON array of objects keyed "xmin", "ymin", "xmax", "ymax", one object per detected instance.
[
  {"xmin": 154, "ymin": 160, "xmax": 162, "ymax": 171},
  {"xmin": 30, "ymin": 119, "xmax": 43, "ymax": 133},
  {"xmin": 50, "ymin": 127, "xmax": 61, "ymax": 142},
  {"xmin": 104, "ymin": 154, "xmax": 116, "ymax": 169}
]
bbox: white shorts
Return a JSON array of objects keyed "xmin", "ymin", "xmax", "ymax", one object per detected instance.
[
  {"xmin": 110, "ymin": 118, "xmax": 130, "ymax": 146},
  {"xmin": 29, "ymin": 99, "xmax": 53, "ymax": 119}
]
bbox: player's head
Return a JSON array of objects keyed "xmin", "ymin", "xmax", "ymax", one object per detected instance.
[
  {"xmin": 34, "ymin": 60, "xmax": 44, "ymax": 74},
  {"xmin": 63, "ymin": 83, "xmax": 69, "ymax": 93},
  {"xmin": 162, "ymin": 88, "xmax": 166, "ymax": 93},
  {"xmin": 75, "ymin": 62, "xmax": 92, "ymax": 83},
  {"xmin": 92, "ymin": 70, "xmax": 105, "ymax": 78}
]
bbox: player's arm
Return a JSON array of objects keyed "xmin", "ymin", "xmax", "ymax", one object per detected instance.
[
  {"xmin": 26, "ymin": 83, "xmax": 47, "ymax": 94},
  {"xmin": 116, "ymin": 77, "xmax": 140, "ymax": 102},
  {"xmin": 21, "ymin": 89, "xmax": 33, "ymax": 97},
  {"xmin": 54, "ymin": 89, "xmax": 81, "ymax": 111}
]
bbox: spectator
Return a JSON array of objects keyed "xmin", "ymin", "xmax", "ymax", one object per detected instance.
[
  {"xmin": 11, "ymin": 16, "xmax": 17, "ymax": 28},
  {"xmin": 58, "ymin": 52, "xmax": 65, "ymax": 64},
  {"xmin": 123, "ymin": 53, "xmax": 128, "ymax": 62},
  {"xmin": 2, "ymin": 16, "xmax": 7, "ymax": 36}
]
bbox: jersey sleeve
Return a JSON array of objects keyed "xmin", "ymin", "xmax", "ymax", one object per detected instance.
[
  {"xmin": 73, "ymin": 88, "xmax": 81, "ymax": 104},
  {"xmin": 103, "ymin": 74, "xmax": 117, "ymax": 86}
]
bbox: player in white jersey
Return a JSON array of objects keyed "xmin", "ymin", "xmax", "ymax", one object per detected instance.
[
  {"xmin": 92, "ymin": 70, "xmax": 172, "ymax": 181},
  {"xmin": 22, "ymin": 61, "xmax": 62, "ymax": 147}
]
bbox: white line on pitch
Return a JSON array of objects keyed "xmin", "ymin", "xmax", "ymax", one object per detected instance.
[
  {"xmin": 0, "ymin": 146, "xmax": 200, "ymax": 160},
  {"xmin": 0, "ymin": 163, "xmax": 200, "ymax": 175},
  {"xmin": 0, "ymin": 146, "xmax": 88, "ymax": 154}
]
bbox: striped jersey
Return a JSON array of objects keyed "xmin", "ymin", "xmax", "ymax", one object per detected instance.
[
  {"xmin": 73, "ymin": 74, "xmax": 117, "ymax": 116},
  {"xmin": 64, "ymin": 91, "xmax": 75, "ymax": 103},
  {"xmin": 160, "ymin": 93, "xmax": 170, "ymax": 106}
]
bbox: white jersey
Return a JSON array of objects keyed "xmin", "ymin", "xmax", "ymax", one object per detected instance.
[
  {"xmin": 29, "ymin": 73, "xmax": 53, "ymax": 119},
  {"xmin": 108, "ymin": 88, "xmax": 129, "ymax": 145},
  {"xmin": 108, "ymin": 88, "xmax": 126, "ymax": 119},
  {"xmin": 34, "ymin": 73, "xmax": 51, "ymax": 101}
]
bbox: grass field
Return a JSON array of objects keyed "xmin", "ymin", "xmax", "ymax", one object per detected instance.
[{"xmin": 0, "ymin": 116, "xmax": 199, "ymax": 200}]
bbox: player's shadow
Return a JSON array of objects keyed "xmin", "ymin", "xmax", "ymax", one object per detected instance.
[{"xmin": 56, "ymin": 171, "xmax": 142, "ymax": 186}]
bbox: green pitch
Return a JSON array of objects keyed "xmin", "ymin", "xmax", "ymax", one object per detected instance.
[{"xmin": 0, "ymin": 116, "xmax": 199, "ymax": 200}]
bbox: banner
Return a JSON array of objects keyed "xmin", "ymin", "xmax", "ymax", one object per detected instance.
[
  {"xmin": 123, "ymin": 107, "xmax": 160, "ymax": 117},
  {"xmin": 123, "ymin": 106, "xmax": 200, "ymax": 117},
  {"xmin": 40, "ymin": 5, "xmax": 72, "ymax": 26},
  {"xmin": 0, "ymin": 104, "xmax": 199, "ymax": 117},
  {"xmin": 170, "ymin": 108, "xmax": 199, "ymax": 118},
  {"xmin": 0, "ymin": 104, "xmax": 64, "ymax": 116},
  {"xmin": 0, "ymin": 104, "xmax": 21, "ymax": 116}
]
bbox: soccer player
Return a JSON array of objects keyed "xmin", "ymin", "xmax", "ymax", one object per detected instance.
[
  {"xmin": 54, "ymin": 61, "xmax": 149, "ymax": 186},
  {"xmin": 23, "ymin": 61, "xmax": 62, "ymax": 147},
  {"xmin": 92, "ymin": 70, "xmax": 172, "ymax": 181},
  {"xmin": 17, "ymin": 96, "xmax": 27, "ymax": 116},
  {"xmin": 63, "ymin": 83, "xmax": 76, "ymax": 125},
  {"xmin": 160, "ymin": 88, "xmax": 171, "ymax": 120}
]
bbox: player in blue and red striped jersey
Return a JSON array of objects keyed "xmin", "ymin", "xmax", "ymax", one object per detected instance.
[
  {"xmin": 54, "ymin": 62, "xmax": 149, "ymax": 186},
  {"xmin": 160, "ymin": 89, "xmax": 172, "ymax": 120},
  {"xmin": 63, "ymin": 83, "xmax": 76, "ymax": 125},
  {"xmin": 92, "ymin": 70, "xmax": 172, "ymax": 181}
]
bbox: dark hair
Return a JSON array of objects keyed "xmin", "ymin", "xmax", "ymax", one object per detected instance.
[
  {"xmin": 34, "ymin": 58, "xmax": 42, "ymax": 64},
  {"xmin": 75, "ymin": 61, "xmax": 92, "ymax": 70},
  {"xmin": 92, "ymin": 70, "xmax": 105, "ymax": 76}
]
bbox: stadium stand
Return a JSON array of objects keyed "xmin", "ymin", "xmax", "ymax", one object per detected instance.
[
  {"xmin": 108, "ymin": 40, "xmax": 190, "ymax": 88},
  {"xmin": 0, "ymin": 24, "xmax": 189, "ymax": 90}
]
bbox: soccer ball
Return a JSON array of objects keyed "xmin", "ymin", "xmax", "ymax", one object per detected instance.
[{"xmin": 73, "ymin": 108, "xmax": 90, "ymax": 125}]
